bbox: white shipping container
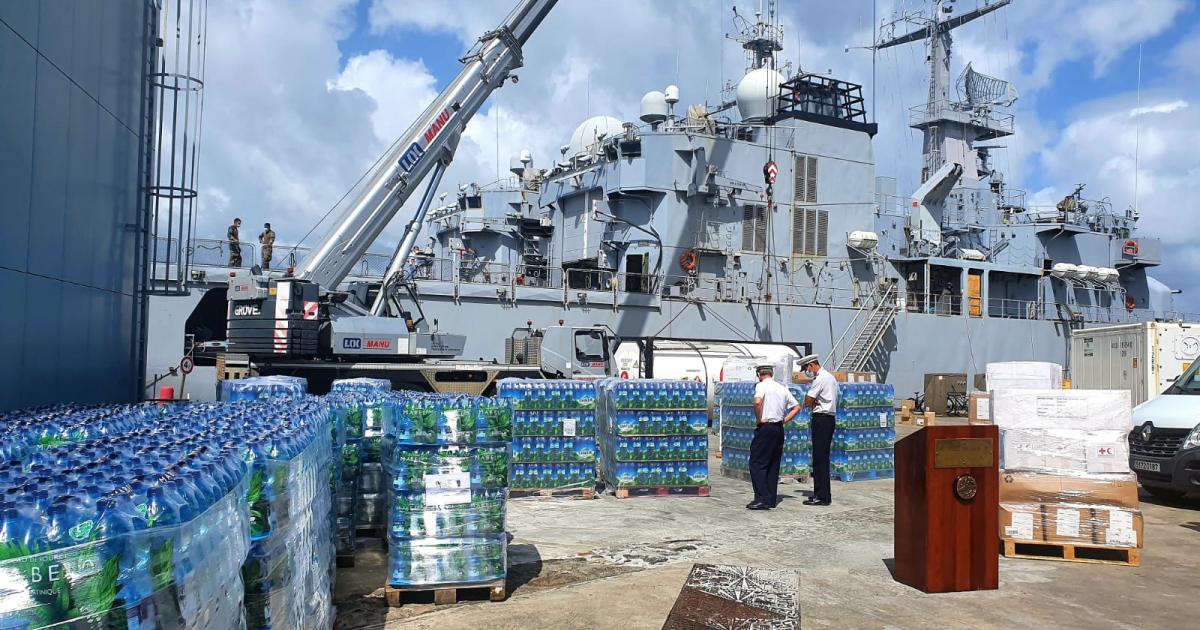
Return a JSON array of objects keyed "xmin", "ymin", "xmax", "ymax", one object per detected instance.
[{"xmin": 1070, "ymin": 322, "xmax": 1200, "ymax": 406}]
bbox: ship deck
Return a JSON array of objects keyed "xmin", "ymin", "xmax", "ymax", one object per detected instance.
[{"xmin": 333, "ymin": 424, "xmax": 1200, "ymax": 629}]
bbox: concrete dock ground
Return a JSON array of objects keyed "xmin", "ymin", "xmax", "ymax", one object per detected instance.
[{"xmin": 335, "ymin": 443, "xmax": 1200, "ymax": 629}]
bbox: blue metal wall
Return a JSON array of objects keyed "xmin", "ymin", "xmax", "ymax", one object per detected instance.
[{"xmin": 0, "ymin": 1, "xmax": 154, "ymax": 410}]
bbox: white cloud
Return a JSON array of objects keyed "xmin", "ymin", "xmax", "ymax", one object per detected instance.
[{"xmin": 1130, "ymin": 100, "xmax": 1189, "ymax": 117}]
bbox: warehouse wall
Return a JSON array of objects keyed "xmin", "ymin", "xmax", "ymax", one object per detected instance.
[{"xmin": 0, "ymin": 2, "xmax": 154, "ymax": 410}]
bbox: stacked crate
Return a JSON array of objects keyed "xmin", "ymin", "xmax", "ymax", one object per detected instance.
[
  {"xmin": 715, "ymin": 381, "xmax": 812, "ymax": 479},
  {"xmin": 498, "ymin": 379, "xmax": 598, "ymax": 497},
  {"xmin": 831, "ymin": 383, "xmax": 896, "ymax": 481},
  {"xmin": 381, "ymin": 393, "xmax": 513, "ymax": 602},
  {"xmin": 597, "ymin": 379, "xmax": 710, "ymax": 498},
  {"xmin": 989, "ymin": 362, "xmax": 1142, "ymax": 565}
]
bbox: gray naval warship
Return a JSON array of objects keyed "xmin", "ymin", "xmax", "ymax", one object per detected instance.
[
  {"xmin": 148, "ymin": 0, "xmax": 1183, "ymax": 399},
  {"xmin": 367, "ymin": 0, "xmax": 1177, "ymax": 394}
]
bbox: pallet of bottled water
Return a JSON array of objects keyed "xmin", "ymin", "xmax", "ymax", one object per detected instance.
[
  {"xmin": 217, "ymin": 374, "xmax": 307, "ymax": 401},
  {"xmin": 498, "ymin": 379, "xmax": 598, "ymax": 496},
  {"xmin": 0, "ymin": 398, "xmax": 334, "ymax": 629},
  {"xmin": 330, "ymin": 377, "xmax": 392, "ymax": 395},
  {"xmin": 714, "ymin": 382, "xmax": 812, "ymax": 479},
  {"xmin": 327, "ymin": 377, "xmax": 394, "ymax": 562},
  {"xmin": 832, "ymin": 383, "xmax": 896, "ymax": 482},
  {"xmin": 379, "ymin": 393, "xmax": 512, "ymax": 593},
  {"xmin": 597, "ymin": 379, "xmax": 710, "ymax": 498}
]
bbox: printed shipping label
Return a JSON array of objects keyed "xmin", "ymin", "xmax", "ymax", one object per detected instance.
[
  {"xmin": 1055, "ymin": 508, "xmax": 1081, "ymax": 538},
  {"xmin": 1106, "ymin": 509, "xmax": 1138, "ymax": 546},
  {"xmin": 562, "ymin": 418, "xmax": 577, "ymax": 437},
  {"xmin": 424, "ymin": 472, "xmax": 471, "ymax": 506},
  {"xmin": 879, "ymin": 412, "xmax": 888, "ymax": 428},
  {"xmin": 1034, "ymin": 396, "xmax": 1062, "ymax": 419},
  {"xmin": 1009, "ymin": 512, "xmax": 1034, "ymax": 540}
]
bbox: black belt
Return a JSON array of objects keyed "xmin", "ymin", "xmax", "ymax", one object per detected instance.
[{"xmin": 812, "ymin": 412, "xmax": 835, "ymax": 418}]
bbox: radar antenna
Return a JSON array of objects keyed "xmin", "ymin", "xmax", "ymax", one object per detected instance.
[
  {"xmin": 728, "ymin": 1, "xmax": 783, "ymax": 70},
  {"xmin": 957, "ymin": 62, "xmax": 1018, "ymax": 108}
]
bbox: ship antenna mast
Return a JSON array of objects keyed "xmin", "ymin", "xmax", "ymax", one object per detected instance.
[{"xmin": 874, "ymin": 0, "xmax": 1013, "ymax": 184}]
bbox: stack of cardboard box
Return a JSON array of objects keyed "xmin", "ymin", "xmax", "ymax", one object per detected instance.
[
  {"xmin": 897, "ymin": 399, "xmax": 936, "ymax": 427},
  {"xmin": 989, "ymin": 362, "xmax": 1142, "ymax": 556}
]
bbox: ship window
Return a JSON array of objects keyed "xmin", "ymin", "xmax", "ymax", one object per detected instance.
[
  {"xmin": 794, "ymin": 154, "xmax": 818, "ymax": 204},
  {"xmin": 741, "ymin": 205, "xmax": 767, "ymax": 252},
  {"xmin": 466, "ymin": 196, "xmax": 483, "ymax": 209},
  {"xmin": 792, "ymin": 207, "xmax": 828, "ymax": 257}
]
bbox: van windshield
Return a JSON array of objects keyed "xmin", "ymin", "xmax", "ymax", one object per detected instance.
[{"xmin": 1165, "ymin": 360, "xmax": 1200, "ymax": 395}]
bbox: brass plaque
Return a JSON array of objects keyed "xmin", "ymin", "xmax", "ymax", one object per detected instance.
[{"xmin": 934, "ymin": 438, "xmax": 994, "ymax": 468}]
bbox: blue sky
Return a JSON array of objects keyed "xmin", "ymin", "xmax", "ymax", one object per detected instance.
[{"xmin": 196, "ymin": 0, "xmax": 1200, "ymax": 310}]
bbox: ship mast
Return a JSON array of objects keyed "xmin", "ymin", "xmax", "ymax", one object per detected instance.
[{"xmin": 876, "ymin": 0, "xmax": 1012, "ymax": 185}]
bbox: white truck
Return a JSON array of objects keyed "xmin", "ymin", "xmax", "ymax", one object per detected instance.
[
  {"xmin": 1069, "ymin": 322, "xmax": 1200, "ymax": 406},
  {"xmin": 1072, "ymin": 322, "xmax": 1200, "ymax": 500}
]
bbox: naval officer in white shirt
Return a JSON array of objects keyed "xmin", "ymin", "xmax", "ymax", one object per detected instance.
[
  {"xmin": 799, "ymin": 354, "xmax": 838, "ymax": 505},
  {"xmin": 747, "ymin": 363, "xmax": 802, "ymax": 510}
]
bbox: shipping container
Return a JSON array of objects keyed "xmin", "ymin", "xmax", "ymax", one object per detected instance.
[{"xmin": 1070, "ymin": 322, "xmax": 1200, "ymax": 406}]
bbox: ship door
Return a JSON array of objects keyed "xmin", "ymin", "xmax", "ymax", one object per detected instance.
[{"xmin": 967, "ymin": 270, "xmax": 983, "ymax": 318}]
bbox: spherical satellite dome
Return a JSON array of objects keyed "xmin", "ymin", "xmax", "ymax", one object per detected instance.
[
  {"xmin": 567, "ymin": 115, "xmax": 625, "ymax": 157},
  {"xmin": 736, "ymin": 67, "xmax": 785, "ymax": 121},
  {"xmin": 640, "ymin": 91, "xmax": 668, "ymax": 123}
]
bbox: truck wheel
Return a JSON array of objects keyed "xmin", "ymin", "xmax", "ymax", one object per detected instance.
[{"xmin": 1144, "ymin": 486, "xmax": 1186, "ymax": 500}]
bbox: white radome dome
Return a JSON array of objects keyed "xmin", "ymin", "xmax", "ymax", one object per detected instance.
[
  {"xmin": 736, "ymin": 67, "xmax": 785, "ymax": 120},
  {"xmin": 640, "ymin": 91, "xmax": 668, "ymax": 123},
  {"xmin": 567, "ymin": 115, "xmax": 625, "ymax": 157}
]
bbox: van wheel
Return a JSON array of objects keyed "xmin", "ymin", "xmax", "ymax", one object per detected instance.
[{"xmin": 1144, "ymin": 486, "xmax": 1186, "ymax": 500}]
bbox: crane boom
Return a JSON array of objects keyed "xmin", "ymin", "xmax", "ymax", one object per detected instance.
[{"xmin": 295, "ymin": 0, "xmax": 558, "ymax": 289}]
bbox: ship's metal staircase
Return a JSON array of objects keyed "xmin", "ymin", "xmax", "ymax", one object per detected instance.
[{"xmin": 830, "ymin": 283, "xmax": 899, "ymax": 372}]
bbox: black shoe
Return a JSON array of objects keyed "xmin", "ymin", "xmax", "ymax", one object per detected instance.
[
  {"xmin": 746, "ymin": 502, "xmax": 771, "ymax": 510},
  {"xmin": 802, "ymin": 498, "xmax": 831, "ymax": 506}
]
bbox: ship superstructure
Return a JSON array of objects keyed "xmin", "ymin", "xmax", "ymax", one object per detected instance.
[
  {"xmin": 386, "ymin": 0, "xmax": 1176, "ymax": 395},
  {"xmin": 149, "ymin": 0, "xmax": 1183, "ymax": 399}
]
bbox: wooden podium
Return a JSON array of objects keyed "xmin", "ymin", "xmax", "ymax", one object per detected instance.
[{"xmin": 893, "ymin": 424, "xmax": 999, "ymax": 593}]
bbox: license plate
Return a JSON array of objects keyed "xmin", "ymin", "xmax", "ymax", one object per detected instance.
[{"xmin": 1132, "ymin": 459, "xmax": 1161, "ymax": 473}]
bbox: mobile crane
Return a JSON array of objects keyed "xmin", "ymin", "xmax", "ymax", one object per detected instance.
[{"xmin": 222, "ymin": 0, "xmax": 612, "ymax": 393}]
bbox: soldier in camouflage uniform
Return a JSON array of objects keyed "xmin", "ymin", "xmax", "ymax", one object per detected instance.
[
  {"xmin": 259, "ymin": 222, "xmax": 276, "ymax": 270},
  {"xmin": 227, "ymin": 217, "xmax": 242, "ymax": 267}
]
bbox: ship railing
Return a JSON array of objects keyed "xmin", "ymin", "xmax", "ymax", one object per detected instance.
[
  {"xmin": 564, "ymin": 268, "xmax": 616, "ymax": 292},
  {"xmin": 514, "ymin": 264, "xmax": 563, "ymax": 289},
  {"xmin": 189, "ymin": 238, "xmax": 256, "ymax": 269},
  {"xmin": 903, "ymin": 291, "xmax": 963, "ymax": 316},
  {"xmin": 827, "ymin": 284, "xmax": 896, "ymax": 369},
  {"xmin": 987, "ymin": 297, "xmax": 1044, "ymax": 320},
  {"xmin": 909, "ymin": 100, "xmax": 1014, "ymax": 135},
  {"xmin": 458, "ymin": 260, "xmax": 513, "ymax": 285}
]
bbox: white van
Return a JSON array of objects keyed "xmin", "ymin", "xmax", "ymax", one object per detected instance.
[{"xmin": 1129, "ymin": 360, "xmax": 1200, "ymax": 499}]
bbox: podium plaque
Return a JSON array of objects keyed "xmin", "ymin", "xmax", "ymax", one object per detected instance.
[{"xmin": 893, "ymin": 424, "xmax": 999, "ymax": 593}]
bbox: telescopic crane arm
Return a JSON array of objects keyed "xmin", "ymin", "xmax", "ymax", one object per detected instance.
[{"xmin": 294, "ymin": 0, "xmax": 558, "ymax": 290}]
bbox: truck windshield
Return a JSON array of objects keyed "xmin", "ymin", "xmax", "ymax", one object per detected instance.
[
  {"xmin": 1165, "ymin": 360, "xmax": 1200, "ymax": 395},
  {"xmin": 574, "ymin": 330, "xmax": 608, "ymax": 363}
]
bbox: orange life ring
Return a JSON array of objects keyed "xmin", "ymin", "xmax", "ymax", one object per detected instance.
[
  {"xmin": 1122, "ymin": 240, "xmax": 1139, "ymax": 256},
  {"xmin": 678, "ymin": 249, "xmax": 699, "ymax": 272},
  {"xmin": 1125, "ymin": 296, "xmax": 1136, "ymax": 311}
]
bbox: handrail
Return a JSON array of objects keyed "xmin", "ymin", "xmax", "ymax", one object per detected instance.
[{"xmin": 828, "ymin": 283, "xmax": 895, "ymax": 367}]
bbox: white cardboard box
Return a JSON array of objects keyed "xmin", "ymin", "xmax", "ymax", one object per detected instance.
[
  {"xmin": 1000, "ymin": 428, "xmax": 1131, "ymax": 474},
  {"xmin": 990, "ymin": 389, "xmax": 1132, "ymax": 432},
  {"xmin": 986, "ymin": 361, "xmax": 1063, "ymax": 391}
]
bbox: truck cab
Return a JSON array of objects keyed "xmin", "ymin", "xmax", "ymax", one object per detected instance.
[{"xmin": 1129, "ymin": 360, "xmax": 1200, "ymax": 500}]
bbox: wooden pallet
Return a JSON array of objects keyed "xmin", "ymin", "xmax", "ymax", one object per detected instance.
[
  {"xmin": 509, "ymin": 487, "xmax": 596, "ymax": 500},
  {"xmin": 354, "ymin": 525, "xmax": 386, "ymax": 539},
  {"xmin": 614, "ymin": 485, "xmax": 711, "ymax": 499},
  {"xmin": 720, "ymin": 468, "xmax": 810, "ymax": 484},
  {"xmin": 384, "ymin": 579, "xmax": 506, "ymax": 607},
  {"xmin": 1002, "ymin": 540, "xmax": 1141, "ymax": 567}
]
